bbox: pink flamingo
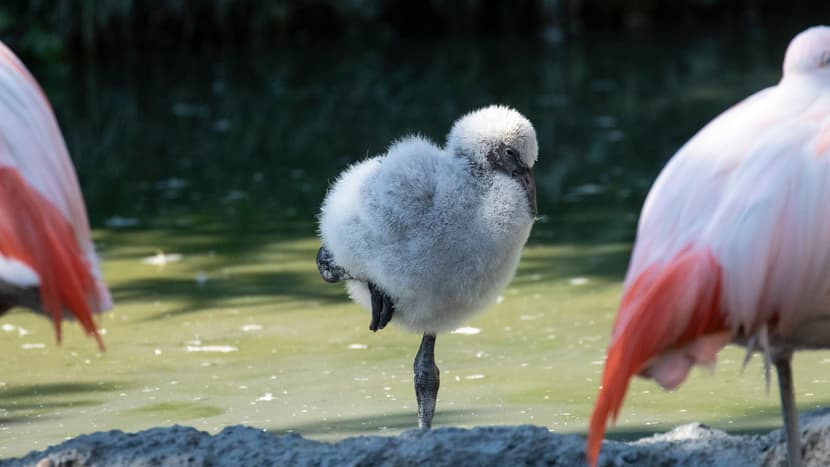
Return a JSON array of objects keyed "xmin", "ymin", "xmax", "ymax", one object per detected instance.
[
  {"xmin": 0, "ymin": 42, "xmax": 111, "ymax": 349},
  {"xmin": 587, "ymin": 26, "xmax": 830, "ymax": 467}
]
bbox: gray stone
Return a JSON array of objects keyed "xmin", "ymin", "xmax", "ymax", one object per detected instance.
[{"xmin": 5, "ymin": 409, "xmax": 830, "ymax": 467}]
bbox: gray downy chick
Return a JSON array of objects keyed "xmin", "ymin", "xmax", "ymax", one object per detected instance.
[{"xmin": 317, "ymin": 104, "xmax": 538, "ymax": 430}]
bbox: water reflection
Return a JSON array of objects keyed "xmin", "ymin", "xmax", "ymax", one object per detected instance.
[{"xmin": 35, "ymin": 29, "xmax": 785, "ymax": 240}]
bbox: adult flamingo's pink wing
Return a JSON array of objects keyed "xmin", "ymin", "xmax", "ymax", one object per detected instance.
[
  {"xmin": 0, "ymin": 42, "xmax": 111, "ymax": 348},
  {"xmin": 587, "ymin": 27, "xmax": 830, "ymax": 466}
]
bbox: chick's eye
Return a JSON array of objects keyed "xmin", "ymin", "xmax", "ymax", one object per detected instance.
[
  {"xmin": 822, "ymin": 52, "xmax": 830, "ymax": 67},
  {"xmin": 505, "ymin": 148, "xmax": 518, "ymax": 159}
]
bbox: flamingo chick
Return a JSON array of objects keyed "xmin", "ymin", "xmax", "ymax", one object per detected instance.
[
  {"xmin": 317, "ymin": 105, "xmax": 538, "ymax": 430},
  {"xmin": 587, "ymin": 26, "xmax": 830, "ymax": 467},
  {"xmin": 0, "ymin": 41, "xmax": 111, "ymax": 349}
]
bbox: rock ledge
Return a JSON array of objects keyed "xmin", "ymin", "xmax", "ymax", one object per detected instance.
[{"xmin": 5, "ymin": 409, "xmax": 830, "ymax": 466}]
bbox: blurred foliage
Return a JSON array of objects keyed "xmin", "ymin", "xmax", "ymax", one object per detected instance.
[{"xmin": 0, "ymin": 0, "xmax": 828, "ymax": 60}]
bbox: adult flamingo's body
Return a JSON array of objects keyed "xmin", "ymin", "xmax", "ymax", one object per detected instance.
[
  {"xmin": 0, "ymin": 42, "xmax": 111, "ymax": 348},
  {"xmin": 588, "ymin": 26, "xmax": 830, "ymax": 467}
]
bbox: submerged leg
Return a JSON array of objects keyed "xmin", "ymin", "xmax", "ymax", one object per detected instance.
[
  {"xmin": 414, "ymin": 333, "xmax": 440, "ymax": 430},
  {"xmin": 774, "ymin": 352, "xmax": 802, "ymax": 467}
]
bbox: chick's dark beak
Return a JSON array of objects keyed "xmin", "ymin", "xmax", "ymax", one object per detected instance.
[
  {"xmin": 488, "ymin": 145, "xmax": 538, "ymax": 216},
  {"xmin": 518, "ymin": 168, "xmax": 537, "ymax": 216}
]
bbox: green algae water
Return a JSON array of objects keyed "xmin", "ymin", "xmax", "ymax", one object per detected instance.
[{"xmin": 3, "ymin": 27, "xmax": 830, "ymax": 458}]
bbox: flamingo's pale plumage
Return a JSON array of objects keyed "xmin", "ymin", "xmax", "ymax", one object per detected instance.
[
  {"xmin": 318, "ymin": 105, "xmax": 538, "ymax": 430},
  {"xmin": 0, "ymin": 42, "xmax": 111, "ymax": 348},
  {"xmin": 587, "ymin": 26, "xmax": 830, "ymax": 467}
]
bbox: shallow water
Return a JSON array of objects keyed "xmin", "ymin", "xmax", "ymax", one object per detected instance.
[{"xmin": 3, "ymin": 25, "xmax": 830, "ymax": 458}]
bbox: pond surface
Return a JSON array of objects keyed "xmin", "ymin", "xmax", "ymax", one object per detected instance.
[{"xmin": 3, "ymin": 24, "xmax": 830, "ymax": 458}]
